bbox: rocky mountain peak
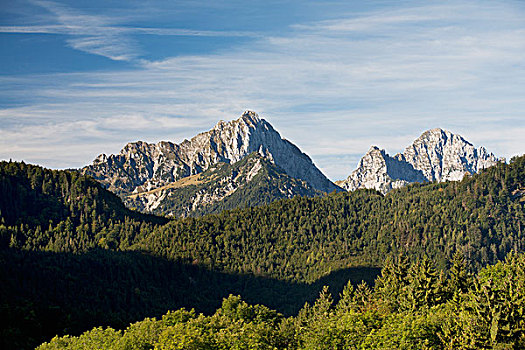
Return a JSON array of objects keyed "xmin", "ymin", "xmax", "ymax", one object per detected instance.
[
  {"xmin": 402, "ymin": 128, "xmax": 497, "ymax": 182},
  {"xmin": 336, "ymin": 144, "xmax": 426, "ymax": 194},
  {"xmin": 240, "ymin": 110, "xmax": 261, "ymax": 124},
  {"xmin": 422, "ymin": 127, "xmax": 453, "ymax": 137},
  {"xmin": 214, "ymin": 110, "xmax": 262, "ymax": 131},
  {"xmin": 338, "ymin": 128, "xmax": 499, "ymax": 194},
  {"xmin": 82, "ymin": 111, "xmax": 339, "ymax": 200}
]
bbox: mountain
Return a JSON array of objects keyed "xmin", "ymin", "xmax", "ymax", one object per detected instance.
[
  {"xmin": 337, "ymin": 128, "xmax": 499, "ymax": 194},
  {"xmin": 401, "ymin": 128, "xmax": 499, "ymax": 182},
  {"xmin": 82, "ymin": 111, "xmax": 340, "ymax": 215},
  {"xmin": 335, "ymin": 146, "xmax": 427, "ymax": 195},
  {"xmin": 124, "ymin": 152, "xmax": 322, "ymax": 217}
]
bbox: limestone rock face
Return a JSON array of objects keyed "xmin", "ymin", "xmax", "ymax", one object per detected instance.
[
  {"xmin": 336, "ymin": 146, "xmax": 426, "ymax": 194},
  {"xmin": 83, "ymin": 111, "xmax": 339, "ymax": 199},
  {"xmin": 124, "ymin": 153, "xmax": 322, "ymax": 217},
  {"xmin": 400, "ymin": 128, "xmax": 499, "ymax": 182},
  {"xmin": 337, "ymin": 128, "xmax": 499, "ymax": 194}
]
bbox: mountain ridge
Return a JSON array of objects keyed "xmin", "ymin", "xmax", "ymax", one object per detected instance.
[
  {"xmin": 82, "ymin": 111, "xmax": 340, "ymax": 215},
  {"xmin": 337, "ymin": 128, "xmax": 500, "ymax": 194},
  {"xmin": 124, "ymin": 152, "xmax": 323, "ymax": 217}
]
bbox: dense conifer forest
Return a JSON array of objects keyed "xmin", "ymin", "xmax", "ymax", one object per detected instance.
[
  {"xmin": 1, "ymin": 155, "xmax": 524, "ymax": 348},
  {"xmin": 36, "ymin": 253, "xmax": 525, "ymax": 349}
]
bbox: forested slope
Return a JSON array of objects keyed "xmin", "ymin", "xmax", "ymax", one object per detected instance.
[
  {"xmin": 0, "ymin": 161, "xmax": 166, "ymax": 251},
  {"xmin": 1, "ymin": 155, "xmax": 524, "ymax": 348},
  {"xmin": 137, "ymin": 155, "xmax": 524, "ymax": 281},
  {"xmin": 38, "ymin": 253, "xmax": 525, "ymax": 349},
  {"xmin": 3, "ymin": 156, "xmax": 523, "ymax": 278}
]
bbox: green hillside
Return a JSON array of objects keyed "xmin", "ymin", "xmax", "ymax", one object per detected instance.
[
  {"xmin": 0, "ymin": 155, "xmax": 524, "ymax": 348},
  {"xmin": 37, "ymin": 253, "xmax": 525, "ymax": 349},
  {"xmin": 136, "ymin": 155, "xmax": 525, "ymax": 281}
]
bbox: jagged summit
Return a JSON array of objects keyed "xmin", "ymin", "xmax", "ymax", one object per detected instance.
[
  {"xmin": 82, "ymin": 111, "xmax": 339, "ymax": 207},
  {"xmin": 401, "ymin": 128, "xmax": 497, "ymax": 182},
  {"xmin": 337, "ymin": 128, "xmax": 499, "ymax": 194},
  {"xmin": 335, "ymin": 144, "xmax": 426, "ymax": 194},
  {"xmin": 214, "ymin": 110, "xmax": 262, "ymax": 131},
  {"xmin": 240, "ymin": 110, "xmax": 261, "ymax": 124}
]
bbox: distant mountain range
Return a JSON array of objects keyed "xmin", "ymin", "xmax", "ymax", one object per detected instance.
[
  {"xmin": 82, "ymin": 111, "xmax": 500, "ymax": 215},
  {"xmin": 82, "ymin": 111, "xmax": 337, "ymax": 216},
  {"xmin": 336, "ymin": 128, "xmax": 500, "ymax": 194}
]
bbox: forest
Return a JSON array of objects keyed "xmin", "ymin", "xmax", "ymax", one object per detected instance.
[
  {"xmin": 1, "ymin": 155, "xmax": 524, "ymax": 348},
  {"xmin": 36, "ymin": 253, "xmax": 525, "ymax": 349}
]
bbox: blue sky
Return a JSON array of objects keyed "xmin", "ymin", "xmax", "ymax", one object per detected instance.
[{"xmin": 1, "ymin": 0, "xmax": 524, "ymax": 180}]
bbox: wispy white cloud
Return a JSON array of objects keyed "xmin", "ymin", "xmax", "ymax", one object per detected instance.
[
  {"xmin": 0, "ymin": 104, "xmax": 209, "ymax": 168},
  {"xmin": 0, "ymin": 25, "xmax": 66, "ymax": 33},
  {"xmin": 0, "ymin": 1, "xmax": 258, "ymax": 61},
  {"xmin": 1, "ymin": 1, "xmax": 525, "ymax": 180},
  {"xmin": 24, "ymin": 0, "xmax": 132, "ymax": 60},
  {"xmin": 0, "ymin": 25, "xmax": 260, "ymax": 37}
]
